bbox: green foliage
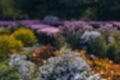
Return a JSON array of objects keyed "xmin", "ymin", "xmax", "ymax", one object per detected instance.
[
  {"xmin": 0, "ymin": 0, "xmax": 20, "ymax": 18},
  {"xmin": 87, "ymin": 33, "xmax": 120, "ymax": 63},
  {"xmin": 108, "ymin": 32, "xmax": 120, "ymax": 62},
  {"xmin": 88, "ymin": 36, "xmax": 107, "ymax": 57},
  {"xmin": 106, "ymin": 42, "xmax": 118, "ymax": 60},
  {"xmin": 112, "ymin": 32, "xmax": 120, "ymax": 44},
  {"xmin": 55, "ymin": 31, "xmax": 81, "ymax": 49},
  {"xmin": 81, "ymin": 8, "xmax": 97, "ymax": 20},
  {"xmin": 0, "ymin": 0, "xmax": 120, "ymax": 20},
  {"xmin": 55, "ymin": 33, "xmax": 66, "ymax": 48},
  {"xmin": 66, "ymin": 32, "xmax": 81, "ymax": 49},
  {"xmin": 37, "ymin": 32, "xmax": 56, "ymax": 46},
  {"xmin": 12, "ymin": 28, "xmax": 37, "ymax": 47},
  {"xmin": 0, "ymin": 59, "xmax": 20, "ymax": 80},
  {"xmin": 0, "ymin": 0, "xmax": 119, "ymax": 20},
  {"xmin": 106, "ymin": 41, "xmax": 120, "ymax": 63},
  {"xmin": 0, "ymin": 35, "xmax": 23, "ymax": 59}
]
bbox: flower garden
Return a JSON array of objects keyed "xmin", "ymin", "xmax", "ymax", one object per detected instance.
[{"xmin": 1, "ymin": 19, "xmax": 120, "ymax": 80}]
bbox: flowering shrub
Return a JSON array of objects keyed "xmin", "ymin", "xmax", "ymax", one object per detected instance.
[
  {"xmin": 0, "ymin": 35, "xmax": 23, "ymax": 59},
  {"xmin": 38, "ymin": 50, "xmax": 101, "ymax": 80},
  {"xmin": 80, "ymin": 31, "xmax": 101, "ymax": 44},
  {"xmin": 80, "ymin": 31, "xmax": 101, "ymax": 50},
  {"xmin": 9, "ymin": 54, "xmax": 37, "ymax": 80},
  {"xmin": 0, "ymin": 59, "xmax": 20, "ymax": 80},
  {"xmin": 28, "ymin": 45, "xmax": 56, "ymax": 65},
  {"xmin": 12, "ymin": 28, "xmax": 37, "ymax": 47},
  {"xmin": 9, "ymin": 48, "xmax": 102, "ymax": 80}
]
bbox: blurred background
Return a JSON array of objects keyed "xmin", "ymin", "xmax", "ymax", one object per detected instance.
[{"xmin": 0, "ymin": 0, "xmax": 120, "ymax": 21}]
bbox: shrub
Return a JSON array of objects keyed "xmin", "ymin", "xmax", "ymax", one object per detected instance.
[
  {"xmin": 37, "ymin": 32, "xmax": 56, "ymax": 46},
  {"xmin": 12, "ymin": 28, "xmax": 37, "ymax": 47},
  {"xmin": 114, "ymin": 50, "xmax": 120, "ymax": 63},
  {"xmin": 54, "ymin": 33, "xmax": 66, "ymax": 48},
  {"xmin": 114, "ymin": 53, "xmax": 120, "ymax": 63},
  {"xmin": 38, "ymin": 52, "xmax": 101, "ymax": 80},
  {"xmin": 112, "ymin": 31, "xmax": 120, "ymax": 44},
  {"xmin": 9, "ymin": 54, "xmax": 37, "ymax": 80},
  {"xmin": 0, "ymin": 35, "xmax": 23, "ymax": 60},
  {"xmin": 28, "ymin": 45, "xmax": 56, "ymax": 65},
  {"xmin": 80, "ymin": 31, "xmax": 101, "ymax": 50},
  {"xmin": 55, "ymin": 30, "xmax": 82, "ymax": 49},
  {"xmin": 66, "ymin": 32, "xmax": 81, "ymax": 49},
  {"xmin": 0, "ymin": 59, "xmax": 20, "ymax": 80},
  {"xmin": 87, "ymin": 35, "xmax": 107, "ymax": 57},
  {"xmin": 108, "ymin": 32, "xmax": 120, "ymax": 62},
  {"xmin": 9, "ymin": 49, "xmax": 101, "ymax": 80},
  {"xmin": 106, "ymin": 42, "xmax": 118, "ymax": 60}
]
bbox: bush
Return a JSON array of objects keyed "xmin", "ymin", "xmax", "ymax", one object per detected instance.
[
  {"xmin": 88, "ymin": 36, "xmax": 107, "ymax": 57},
  {"xmin": 54, "ymin": 33, "xmax": 66, "ymax": 48},
  {"xmin": 66, "ymin": 32, "xmax": 81, "ymax": 49},
  {"xmin": 108, "ymin": 33, "xmax": 120, "ymax": 62},
  {"xmin": 112, "ymin": 31, "xmax": 120, "ymax": 44},
  {"xmin": 9, "ymin": 54, "xmax": 37, "ymax": 80},
  {"xmin": 9, "ymin": 49, "xmax": 101, "ymax": 80},
  {"xmin": 106, "ymin": 42, "xmax": 118, "ymax": 60},
  {"xmin": 0, "ymin": 59, "xmax": 20, "ymax": 80},
  {"xmin": 37, "ymin": 32, "xmax": 56, "ymax": 46},
  {"xmin": 12, "ymin": 28, "xmax": 37, "ymax": 47},
  {"xmin": 0, "ymin": 35, "xmax": 23, "ymax": 60},
  {"xmin": 28, "ymin": 45, "xmax": 56, "ymax": 66},
  {"xmin": 55, "ymin": 30, "xmax": 82, "ymax": 49},
  {"xmin": 38, "ymin": 54, "xmax": 100, "ymax": 80},
  {"xmin": 112, "ymin": 42, "xmax": 120, "ymax": 63}
]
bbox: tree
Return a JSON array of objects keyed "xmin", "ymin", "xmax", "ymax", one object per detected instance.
[{"xmin": 0, "ymin": 0, "xmax": 20, "ymax": 19}]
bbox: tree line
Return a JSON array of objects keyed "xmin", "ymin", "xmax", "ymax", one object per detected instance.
[{"xmin": 0, "ymin": 0, "xmax": 120, "ymax": 20}]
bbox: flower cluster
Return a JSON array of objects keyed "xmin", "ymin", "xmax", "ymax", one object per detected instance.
[
  {"xmin": 60, "ymin": 21, "xmax": 93, "ymax": 35},
  {"xmin": 9, "ymin": 54, "xmax": 36, "ymax": 80},
  {"xmin": 0, "ymin": 35, "xmax": 23, "ymax": 57},
  {"xmin": 12, "ymin": 28, "xmax": 37, "ymax": 47},
  {"xmin": 80, "ymin": 31, "xmax": 101, "ymax": 49},
  {"xmin": 37, "ymin": 49, "xmax": 101, "ymax": 80},
  {"xmin": 9, "ymin": 48, "xmax": 102, "ymax": 80},
  {"xmin": 28, "ymin": 44, "xmax": 56, "ymax": 65},
  {"xmin": 80, "ymin": 31, "xmax": 101, "ymax": 43}
]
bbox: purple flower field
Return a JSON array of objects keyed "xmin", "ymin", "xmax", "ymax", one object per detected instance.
[{"xmin": 0, "ymin": 20, "xmax": 120, "ymax": 36}]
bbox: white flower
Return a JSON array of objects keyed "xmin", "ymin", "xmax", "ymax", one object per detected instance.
[
  {"xmin": 81, "ymin": 31, "xmax": 101, "ymax": 43},
  {"xmin": 9, "ymin": 50, "xmax": 104, "ymax": 80},
  {"xmin": 37, "ymin": 53, "xmax": 100, "ymax": 80},
  {"xmin": 9, "ymin": 54, "xmax": 36, "ymax": 79},
  {"xmin": 80, "ymin": 31, "xmax": 101, "ymax": 49}
]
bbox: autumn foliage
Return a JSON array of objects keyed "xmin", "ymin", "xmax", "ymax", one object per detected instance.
[{"xmin": 28, "ymin": 45, "xmax": 56, "ymax": 65}]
